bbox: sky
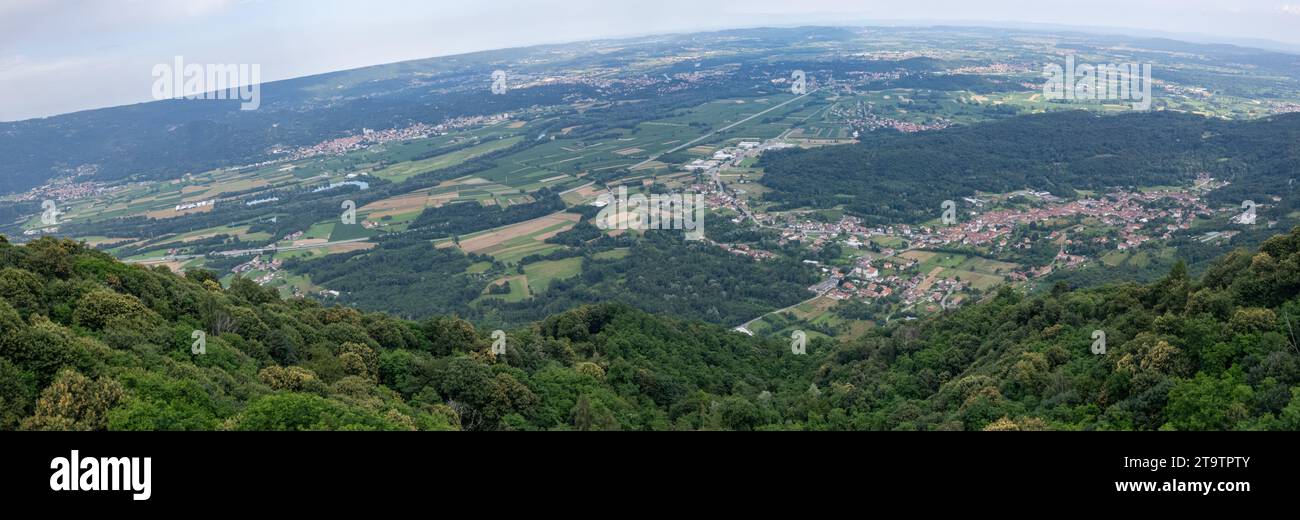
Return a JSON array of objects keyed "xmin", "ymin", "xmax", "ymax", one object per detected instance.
[{"xmin": 2, "ymin": 0, "xmax": 1299, "ymax": 122}]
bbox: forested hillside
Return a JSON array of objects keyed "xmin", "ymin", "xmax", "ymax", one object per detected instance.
[
  {"xmin": 758, "ymin": 110, "xmax": 1300, "ymax": 225},
  {"xmin": 2, "ymin": 227, "xmax": 1299, "ymax": 430}
]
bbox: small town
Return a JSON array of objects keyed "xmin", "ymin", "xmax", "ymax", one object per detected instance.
[
  {"xmin": 671, "ymin": 138, "xmax": 1244, "ymax": 319},
  {"xmin": 273, "ymin": 113, "xmax": 515, "ymax": 161}
]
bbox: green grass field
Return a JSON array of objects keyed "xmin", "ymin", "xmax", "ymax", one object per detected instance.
[
  {"xmin": 493, "ymin": 243, "xmax": 563, "ymax": 265},
  {"xmin": 592, "ymin": 248, "xmax": 630, "ymax": 260},
  {"xmin": 328, "ymin": 223, "xmax": 376, "ymax": 242},
  {"xmin": 477, "ymin": 275, "xmax": 530, "ymax": 303},
  {"xmin": 523, "ymin": 257, "xmax": 583, "ymax": 294},
  {"xmin": 371, "ymin": 136, "xmax": 524, "ymax": 182}
]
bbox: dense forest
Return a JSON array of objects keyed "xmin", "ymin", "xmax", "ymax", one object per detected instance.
[
  {"xmin": 3, "ymin": 225, "xmax": 1300, "ymax": 431},
  {"xmin": 758, "ymin": 110, "xmax": 1300, "ymax": 225},
  {"xmin": 473, "ymin": 230, "xmax": 821, "ymax": 328},
  {"xmin": 286, "ymin": 222, "xmax": 820, "ymax": 329}
]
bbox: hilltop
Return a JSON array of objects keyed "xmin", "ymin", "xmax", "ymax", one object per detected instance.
[{"xmin": 1, "ymin": 224, "xmax": 1298, "ymax": 430}]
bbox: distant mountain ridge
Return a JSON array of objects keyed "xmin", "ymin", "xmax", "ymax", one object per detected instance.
[{"xmin": 5, "ymin": 24, "xmax": 1300, "ymax": 195}]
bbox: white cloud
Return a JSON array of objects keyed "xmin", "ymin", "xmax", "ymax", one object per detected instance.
[
  {"xmin": 1281, "ymin": 4, "xmax": 1300, "ymax": 15},
  {"xmin": 0, "ymin": 0, "xmax": 241, "ymax": 48}
]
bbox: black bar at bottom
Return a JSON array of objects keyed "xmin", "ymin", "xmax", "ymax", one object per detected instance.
[{"xmin": 0, "ymin": 432, "xmax": 1287, "ymax": 511}]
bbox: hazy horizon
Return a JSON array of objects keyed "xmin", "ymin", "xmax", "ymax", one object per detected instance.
[{"xmin": 4, "ymin": 0, "xmax": 1300, "ymax": 122}]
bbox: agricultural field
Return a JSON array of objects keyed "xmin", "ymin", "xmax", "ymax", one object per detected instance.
[
  {"xmin": 892, "ymin": 251, "xmax": 1016, "ymax": 291},
  {"xmin": 477, "ymin": 275, "xmax": 531, "ymax": 303},
  {"xmin": 523, "ymin": 257, "xmax": 583, "ymax": 294},
  {"xmin": 450, "ymin": 211, "xmax": 580, "ymax": 264},
  {"xmin": 370, "ymin": 136, "xmax": 524, "ymax": 183}
]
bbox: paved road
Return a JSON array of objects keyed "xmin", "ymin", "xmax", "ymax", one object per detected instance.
[
  {"xmin": 939, "ymin": 285, "xmax": 958, "ymax": 310},
  {"xmin": 735, "ymin": 287, "xmax": 833, "ymax": 335}
]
